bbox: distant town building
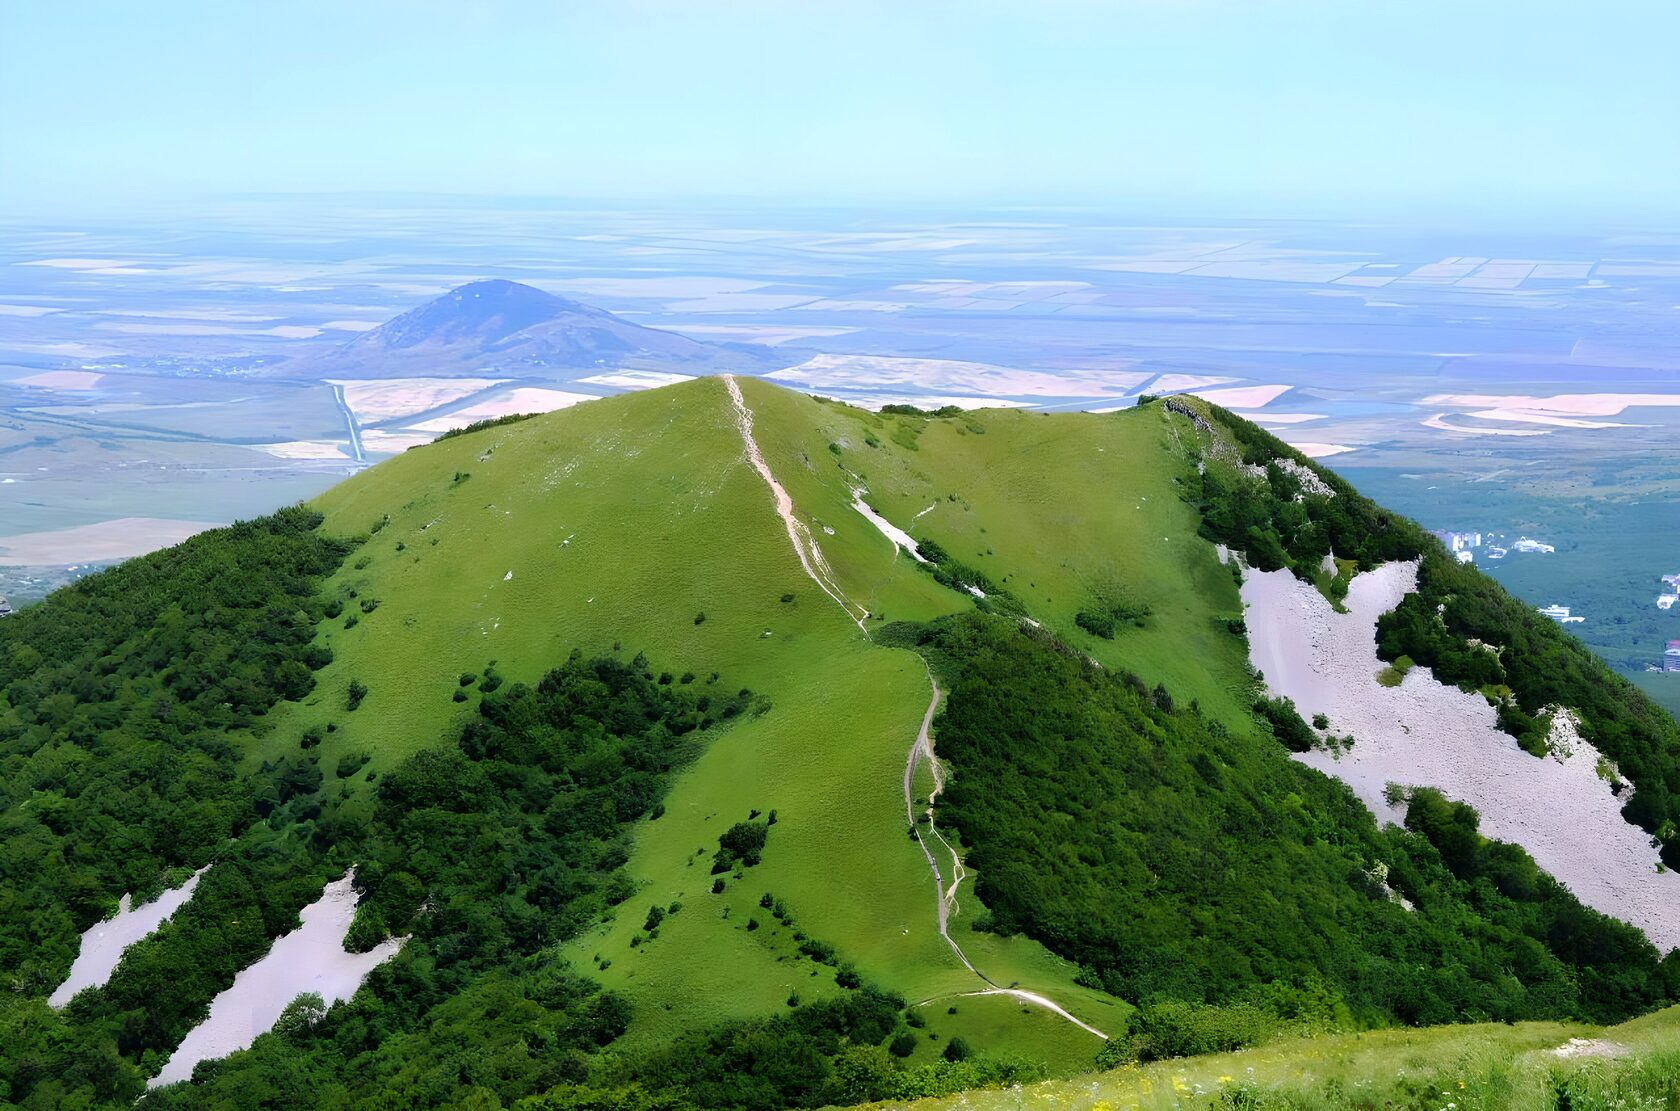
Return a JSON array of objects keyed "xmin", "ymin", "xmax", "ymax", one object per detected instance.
[
  {"xmin": 1455, "ymin": 550, "xmax": 1474, "ymax": 564},
  {"xmin": 1512, "ymin": 537, "xmax": 1556, "ymax": 554},
  {"xmin": 1433, "ymin": 530, "xmax": 1483, "ymax": 553},
  {"xmin": 1538, "ymin": 604, "xmax": 1583, "ymax": 624},
  {"xmin": 1667, "ymin": 641, "xmax": 1680, "ymax": 673}
]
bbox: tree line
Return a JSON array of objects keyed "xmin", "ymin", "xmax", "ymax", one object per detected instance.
[{"xmin": 894, "ymin": 612, "xmax": 1677, "ymax": 1056}]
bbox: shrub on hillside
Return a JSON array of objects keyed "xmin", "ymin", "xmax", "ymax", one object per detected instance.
[
  {"xmin": 1119, "ymin": 1000, "xmax": 1277, "ymax": 1063},
  {"xmin": 713, "ymin": 820, "xmax": 769, "ymax": 872},
  {"xmin": 1254, "ymin": 695, "xmax": 1315, "ymax": 752}
]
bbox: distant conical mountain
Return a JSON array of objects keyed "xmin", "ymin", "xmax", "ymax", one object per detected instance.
[{"xmin": 280, "ymin": 278, "xmax": 776, "ymax": 378}]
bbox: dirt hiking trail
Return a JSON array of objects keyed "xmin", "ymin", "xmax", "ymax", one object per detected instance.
[
  {"xmin": 723, "ymin": 375, "xmax": 868, "ymax": 634},
  {"xmin": 902, "ymin": 667, "xmax": 1108, "ymax": 1040}
]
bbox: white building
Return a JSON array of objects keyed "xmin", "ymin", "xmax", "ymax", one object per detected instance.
[
  {"xmin": 1455, "ymin": 549, "xmax": 1475, "ymax": 564},
  {"xmin": 1435, "ymin": 530, "xmax": 1483, "ymax": 553}
]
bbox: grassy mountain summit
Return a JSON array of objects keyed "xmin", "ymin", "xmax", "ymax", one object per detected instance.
[{"xmin": 4, "ymin": 378, "xmax": 1680, "ymax": 1107}]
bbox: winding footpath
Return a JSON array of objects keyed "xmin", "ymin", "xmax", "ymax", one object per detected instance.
[
  {"xmin": 902, "ymin": 669, "xmax": 1108, "ymax": 1040},
  {"xmin": 722, "ymin": 375, "xmax": 869, "ymax": 635},
  {"xmin": 723, "ymin": 374, "xmax": 1104, "ymax": 1040}
]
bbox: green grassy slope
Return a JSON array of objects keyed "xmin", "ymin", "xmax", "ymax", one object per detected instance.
[
  {"xmin": 289, "ymin": 377, "xmax": 1626, "ymax": 1066},
  {"xmin": 15, "ymin": 376, "xmax": 1680, "ymax": 1108},
  {"xmin": 265, "ymin": 378, "xmax": 1185, "ymax": 1063},
  {"xmin": 762, "ymin": 389, "xmax": 1252, "ymax": 725},
  {"xmin": 892, "ymin": 1004, "xmax": 1680, "ymax": 1111}
]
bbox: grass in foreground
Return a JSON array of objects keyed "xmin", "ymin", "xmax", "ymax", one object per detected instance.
[{"xmin": 886, "ymin": 1005, "xmax": 1680, "ymax": 1110}]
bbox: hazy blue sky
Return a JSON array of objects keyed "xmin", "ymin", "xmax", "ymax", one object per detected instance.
[{"xmin": 4, "ymin": 1, "xmax": 1677, "ymax": 218}]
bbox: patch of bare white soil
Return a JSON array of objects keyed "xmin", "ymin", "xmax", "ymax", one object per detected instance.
[
  {"xmin": 1551, "ymin": 1037, "xmax": 1629, "ymax": 1059},
  {"xmin": 1243, "ymin": 562, "xmax": 1680, "ymax": 951},
  {"xmin": 852, "ymin": 490, "xmax": 927, "ymax": 563},
  {"xmin": 0, "ymin": 517, "xmax": 219, "ymax": 565},
  {"xmin": 49, "ymin": 865, "xmax": 211, "ymax": 1007},
  {"xmin": 150, "ymin": 873, "xmax": 403, "ymax": 1089}
]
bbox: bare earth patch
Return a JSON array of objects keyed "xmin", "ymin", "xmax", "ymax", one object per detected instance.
[
  {"xmin": 359, "ymin": 430, "xmax": 439, "ymax": 454},
  {"xmin": 252, "ymin": 440, "xmax": 351, "ymax": 460},
  {"xmin": 151, "ymin": 874, "xmax": 403, "ymax": 1088},
  {"xmin": 576, "ymin": 371, "xmax": 695, "ymax": 390},
  {"xmin": 1551, "ymin": 1037, "xmax": 1629, "ymax": 1059},
  {"xmin": 1242, "ymin": 562, "xmax": 1680, "ymax": 951},
  {"xmin": 328, "ymin": 377, "xmax": 508, "ymax": 422},
  {"xmin": 14, "ymin": 370, "xmax": 104, "ymax": 390},
  {"xmin": 406, "ymin": 387, "xmax": 599, "ymax": 433},
  {"xmin": 1190, "ymin": 383, "xmax": 1293, "ymax": 408},
  {"xmin": 1285, "ymin": 441, "xmax": 1355, "ymax": 458},
  {"xmin": 769, "ymin": 353, "xmax": 1149, "ymax": 398},
  {"xmin": 0, "ymin": 517, "xmax": 219, "ymax": 565},
  {"xmin": 1424, "ymin": 392, "xmax": 1680, "ymax": 417},
  {"xmin": 1423, "ymin": 412, "xmax": 1551, "ymax": 436}
]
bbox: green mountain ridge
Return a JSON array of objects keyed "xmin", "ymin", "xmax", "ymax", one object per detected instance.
[{"xmin": 5, "ymin": 378, "xmax": 1680, "ymax": 1109}]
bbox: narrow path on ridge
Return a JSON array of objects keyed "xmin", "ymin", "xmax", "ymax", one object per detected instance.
[
  {"xmin": 722, "ymin": 374, "xmax": 868, "ymax": 635},
  {"xmin": 720, "ymin": 374, "xmax": 1105, "ymax": 1040},
  {"xmin": 902, "ymin": 666, "xmax": 1108, "ymax": 1040}
]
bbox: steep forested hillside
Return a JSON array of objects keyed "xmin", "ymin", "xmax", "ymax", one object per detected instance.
[
  {"xmin": 1178, "ymin": 398, "xmax": 1680, "ymax": 868},
  {"xmin": 896, "ymin": 614, "xmax": 1673, "ymax": 1039},
  {"xmin": 3, "ymin": 380, "xmax": 1680, "ymax": 1109},
  {"xmin": 0, "ymin": 508, "xmax": 350, "ymax": 992}
]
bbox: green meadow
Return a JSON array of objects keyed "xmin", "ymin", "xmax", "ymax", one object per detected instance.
[
  {"xmin": 895, "ymin": 1005, "xmax": 1680, "ymax": 1111},
  {"xmin": 251, "ymin": 377, "xmax": 1231, "ymax": 1063},
  {"xmin": 16, "ymin": 377, "xmax": 1680, "ymax": 1108}
]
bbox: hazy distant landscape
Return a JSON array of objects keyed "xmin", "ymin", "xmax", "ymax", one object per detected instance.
[{"xmin": 6, "ymin": 201, "xmax": 1680, "ymax": 698}]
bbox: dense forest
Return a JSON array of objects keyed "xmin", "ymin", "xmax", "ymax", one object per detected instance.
[
  {"xmin": 141, "ymin": 655, "xmax": 1031, "ymax": 1108},
  {"xmin": 895, "ymin": 613, "xmax": 1677, "ymax": 1054},
  {"xmin": 1378, "ymin": 548, "xmax": 1680, "ymax": 867},
  {"xmin": 1173, "ymin": 399, "xmax": 1680, "ymax": 871},
  {"xmin": 9, "ymin": 397, "xmax": 1680, "ymax": 1106},
  {"xmin": 0, "ymin": 508, "xmax": 351, "ymax": 995},
  {"xmin": 0, "ymin": 513, "xmax": 1035, "ymax": 1108},
  {"xmin": 1181, "ymin": 401, "xmax": 1429, "ymax": 578}
]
